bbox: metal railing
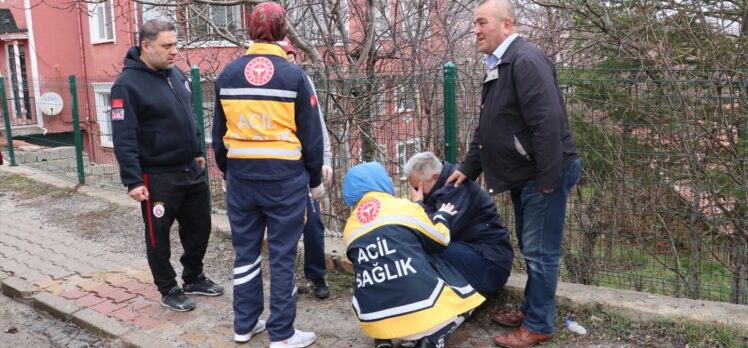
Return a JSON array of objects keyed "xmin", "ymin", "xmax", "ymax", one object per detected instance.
[{"xmin": 2, "ymin": 66, "xmax": 746, "ymax": 305}]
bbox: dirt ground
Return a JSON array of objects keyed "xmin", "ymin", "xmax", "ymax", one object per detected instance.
[{"xmin": 1, "ymin": 171, "xmax": 746, "ymax": 348}]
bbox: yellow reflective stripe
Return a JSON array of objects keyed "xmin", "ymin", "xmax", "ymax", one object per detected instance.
[
  {"xmin": 220, "ymin": 88, "xmax": 297, "ymax": 98},
  {"xmin": 227, "ymin": 147, "xmax": 301, "ymax": 158},
  {"xmin": 356, "ymin": 285, "xmax": 484, "ymax": 338},
  {"xmin": 353, "ymin": 279, "xmax": 445, "ymax": 321}
]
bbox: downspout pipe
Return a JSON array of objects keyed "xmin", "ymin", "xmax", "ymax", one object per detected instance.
[{"xmin": 23, "ymin": 0, "xmax": 43, "ymax": 133}]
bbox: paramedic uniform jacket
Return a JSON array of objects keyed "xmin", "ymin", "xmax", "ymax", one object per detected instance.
[
  {"xmin": 212, "ymin": 43, "xmax": 323, "ymax": 186},
  {"xmin": 343, "ymin": 192, "xmax": 485, "ymax": 339}
]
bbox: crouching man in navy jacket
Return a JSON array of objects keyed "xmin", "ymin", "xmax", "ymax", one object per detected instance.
[
  {"xmin": 404, "ymin": 152, "xmax": 513, "ymax": 296},
  {"xmin": 342, "ymin": 162, "xmax": 485, "ymax": 348}
]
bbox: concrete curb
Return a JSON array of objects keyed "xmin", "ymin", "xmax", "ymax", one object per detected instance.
[
  {"xmin": 72, "ymin": 308, "xmax": 132, "ymax": 338},
  {"xmin": 1, "ymin": 276, "xmax": 37, "ymax": 299},
  {"xmin": 505, "ymin": 274, "xmax": 748, "ymax": 335},
  {"xmin": 3, "ymin": 163, "xmax": 748, "ymax": 342},
  {"xmin": 32, "ymin": 292, "xmax": 82, "ymax": 321}
]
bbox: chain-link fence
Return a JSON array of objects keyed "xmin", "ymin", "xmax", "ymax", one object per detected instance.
[{"xmin": 2, "ymin": 66, "xmax": 746, "ymax": 305}]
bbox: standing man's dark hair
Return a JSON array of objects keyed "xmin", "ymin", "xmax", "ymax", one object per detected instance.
[
  {"xmin": 138, "ymin": 19, "xmax": 175, "ymax": 45},
  {"xmin": 110, "ymin": 19, "xmax": 224, "ymax": 313},
  {"xmin": 448, "ymin": 0, "xmax": 581, "ymax": 346},
  {"xmin": 212, "ymin": 2, "xmax": 323, "ymax": 346}
]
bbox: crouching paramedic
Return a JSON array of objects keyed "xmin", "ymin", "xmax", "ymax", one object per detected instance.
[
  {"xmin": 212, "ymin": 2, "xmax": 323, "ymax": 347},
  {"xmin": 341, "ymin": 162, "xmax": 485, "ymax": 348}
]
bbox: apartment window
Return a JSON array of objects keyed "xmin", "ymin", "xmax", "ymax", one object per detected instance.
[
  {"xmin": 374, "ymin": 0, "xmax": 390, "ymax": 36},
  {"xmin": 397, "ymin": 139, "xmax": 420, "ymax": 171},
  {"xmin": 142, "ymin": 1, "xmax": 173, "ymax": 22},
  {"xmin": 400, "ymin": 0, "xmax": 430, "ymax": 38},
  {"xmin": 181, "ymin": 3, "xmax": 245, "ymax": 42},
  {"xmin": 394, "ymin": 82, "xmax": 417, "ymax": 113},
  {"xmin": 288, "ymin": 2, "xmax": 327, "ymax": 43},
  {"xmin": 89, "ymin": 0, "xmax": 115, "ymax": 43},
  {"xmin": 93, "ymin": 83, "xmax": 114, "ymax": 147}
]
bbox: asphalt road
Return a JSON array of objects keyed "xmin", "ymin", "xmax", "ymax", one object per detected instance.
[{"xmin": 0, "ymin": 293, "xmax": 114, "ymax": 348}]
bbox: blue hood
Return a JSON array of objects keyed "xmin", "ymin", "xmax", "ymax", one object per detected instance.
[{"xmin": 342, "ymin": 162, "xmax": 395, "ymax": 206}]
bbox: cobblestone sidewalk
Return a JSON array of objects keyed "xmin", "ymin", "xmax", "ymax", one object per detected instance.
[{"xmin": 0, "ymin": 189, "xmax": 373, "ymax": 348}]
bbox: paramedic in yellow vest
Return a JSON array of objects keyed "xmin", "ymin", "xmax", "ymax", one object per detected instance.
[
  {"xmin": 341, "ymin": 162, "xmax": 485, "ymax": 348},
  {"xmin": 211, "ymin": 2, "xmax": 323, "ymax": 347}
]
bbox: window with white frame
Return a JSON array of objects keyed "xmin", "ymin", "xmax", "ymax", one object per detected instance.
[
  {"xmin": 288, "ymin": 1, "xmax": 328, "ymax": 44},
  {"xmin": 88, "ymin": 0, "xmax": 115, "ymax": 43},
  {"xmin": 142, "ymin": 1, "xmax": 173, "ymax": 23},
  {"xmin": 181, "ymin": 3, "xmax": 245, "ymax": 42},
  {"xmin": 374, "ymin": 0, "xmax": 390, "ymax": 36},
  {"xmin": 394, "ymin": 82, "xmax": 417, "ymax": 113},
  {"xmin": 400, "ymin": 0, "xmax": 430, "ymax": 38},
  {"xmin": 397, "ymin": 139, "xmax": 420, "ymax": 171},
  {"xmin": 92, "ymin": 82, "xmax": 114, "ymax": 147}
]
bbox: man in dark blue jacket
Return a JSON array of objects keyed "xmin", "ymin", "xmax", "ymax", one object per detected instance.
[
  {"xmin": 405, "ymin": 152, "xmax": 513, "ymax": 296},
  {"xmin": 449, "ymin": 0, "xmax": 581, "ymax": 346},
  {"xmin": 111, "ymin": 19, "xmax": 223, "ymax": 313}
]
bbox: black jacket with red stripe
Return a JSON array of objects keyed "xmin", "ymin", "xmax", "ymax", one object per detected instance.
[{"xmin": 111, "ymin": 47, "xmax": 202, "ymax": 191}]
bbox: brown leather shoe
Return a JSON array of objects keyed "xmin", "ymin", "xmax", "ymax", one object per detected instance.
[
  {"xmin": 492, "ymin": 309, "xmax": 526, "ymax": 327},
  {"xmin": 494, "ymin": 327, "xmax": 553, "ymax": 348}
]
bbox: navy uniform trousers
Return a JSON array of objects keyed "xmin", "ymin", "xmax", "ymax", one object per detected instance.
[
  {"xmin": 227, "ymin": 173, "xmax": 308, "ymax": 342},
  {"xmin": 303, "ymin": 198, "xmax": 326, "ymax": 280},
  {"xmin": 140, "ymin": 162, "xmax": 211, "ymax": 295}
]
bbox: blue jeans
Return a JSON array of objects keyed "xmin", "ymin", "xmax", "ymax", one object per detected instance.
[
  {"xmin": 510, "ymin": 158, "xmax": 581, "ymax": 335},
  {"xmin": 303, "ymin": 198, "xmax": 327, "ymax": 280}
]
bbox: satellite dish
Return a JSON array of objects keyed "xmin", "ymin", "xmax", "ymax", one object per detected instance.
[{"xmin": 39, "ymin": 92, "xmax": 64, "ymax": 116}]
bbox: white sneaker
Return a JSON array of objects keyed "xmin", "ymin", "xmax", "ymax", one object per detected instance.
[
  {"xmin": 269, "ymin": 329, "xmax": 316, "ymax": 347},
  {"xmin": 234, "ymin": 319, "xmax": 266, "ymax": 343}
]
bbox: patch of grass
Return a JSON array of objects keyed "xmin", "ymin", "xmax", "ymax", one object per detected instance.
[
  {"xmin": 326, "ymin": 267, "xmax": 355, "ymax": 294},
  {"xmin": 561, "ymin": 238, "xmax": 740, "ymax": 302},
  {"xmin": 70, "ymin": 205, "xmax": 120, "ymax": 221},
  {"xmin": 49, "ymin": 186, "xmax": 75, "ymax": 198},
  {"xmin": 0, "ymin": 173, "xmax": 58, "ymax": 197}
]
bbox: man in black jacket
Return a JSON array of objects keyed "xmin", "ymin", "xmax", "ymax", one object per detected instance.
[
  {"xmin": 405, "ymin": 152, "xmax": 513, "ymax": 296},
  {"xmin": 448, "ymin": 0, "xmax": 581, "ymax": 346},
  {"xmin": 111, "ymin": 19, "xmax": 223, "ymax": 313}
]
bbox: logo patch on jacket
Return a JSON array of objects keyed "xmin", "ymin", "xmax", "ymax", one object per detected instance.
[
  {"xmin": 357, "ymin": 198, "xmax": 381, "ymax": 224},
  {"xmin": 245, "ymin": 57, "xmax": 274, "ymax": 86},
  {"xmin": 310, "ymin": 95, "xmax": 317, "ymax": 108},
  {"xmin": 111, "ymin": 108, "xmax": 125, "ymax": 121},
  {"xmin": 111, "ymin": 98, "xmax": 125, "ymax": 121}
]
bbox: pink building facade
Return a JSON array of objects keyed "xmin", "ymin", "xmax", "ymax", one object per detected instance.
[{"xmin": 1, "ymin": 0, "xmax": 449, "ymax": 170}]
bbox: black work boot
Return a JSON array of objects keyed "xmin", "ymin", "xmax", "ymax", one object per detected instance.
[{"xmin": 311, "ymin": 277, "xmax": 330, "ymax": 299}]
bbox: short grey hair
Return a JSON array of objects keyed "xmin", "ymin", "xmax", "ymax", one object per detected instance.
[
  {"xmin": 403, "ymin": 152, "xmax": 443, "ymax": 179},
  {"xmin": 139, "ymin": 19, "xmax": 176, "ymax": 45}
]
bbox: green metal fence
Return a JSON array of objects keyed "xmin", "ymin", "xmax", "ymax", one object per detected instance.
[{"xmin": 2, "ymin": 67, "xmax": 746, "ymax": 305}]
